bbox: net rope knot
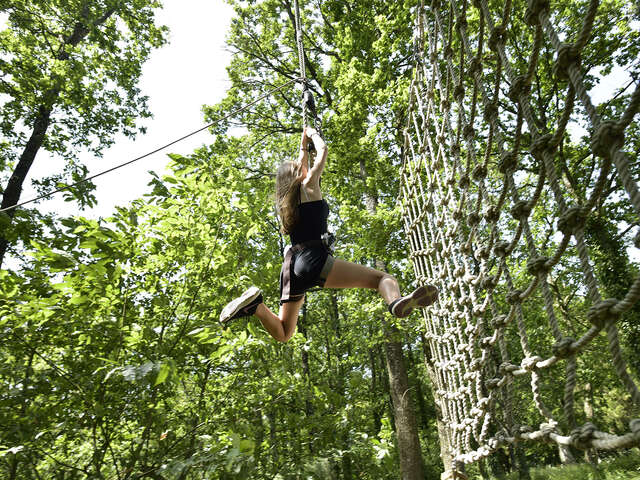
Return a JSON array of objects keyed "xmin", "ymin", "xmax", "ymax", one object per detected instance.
[
  {"xmin": 484, "ymin": 206, "xmax": 499, "ymax": 223},
  {"xmin": 508, "ymin": 75, "xmax": 531, "ymax": 102},
  {"xmin": 514, "ymin": 424, "xmax": 534, "ymax": 440},
  {"xmin": 554, "ymin": 43, "xmax": 581, "ymax": 80},
  {"xmin": 494, "ymin": 240, "xmax": 510, "ymax": 257},
  {"xmin": 506, "ymin": 289, "xmax": 524, "ymax": 305},
  {"xmin": 459, "ymin": 174, "xmax": 471, "ymax": 189},
  {"xmin": 552, "ymin": 337, "xmax": 576, "ymax": 359},
  {"xmin": 511, "ymin": 200, "xmax": 532, "ymax": 219},
  {"xmin": 472, "ymin": 164, "xmax": 487, "ymax": 180},
  {"xmin": 493, "ymin": 314, "xmax": 508, "ymax": 329},
  {"xmin": 591, "ymin": 120, "xmax": 625, "ymax": 158},
  {"xmin": 488, "ymin": 24, "xmax": 507, "ymax": 52},
  {"xmin": 498, "ymin": 151, "xmax": 518, "ymax": 173},
  {"xmin": 529, "ymin": 133, "xmax": 553, "ymax": 158},
  {"xmin": 482, "ymin": 274, "xmax": 498, "ymax": 290},
  {"xmin": 483, "ymin": 102, "xmax": 498, "ymax": 123},
  {"xmin": 495, "ymin": 429, "xmax": 509, "ymax": 446},
  {"xmin": 540, "ymin": 422, "xmax": 557, "ymax": 442},
  {"xmin": 500, "ymin": 362, "xmax": 519, "ymax": 375},
  {"xmin": 425, "ymin": 198, "xmax": 435, "ymax": 213},
  {"xmin": 527, "ymin": 255, "xmax": 550, "ymax": 276},
  {"xmin": 481, "ymin": 336, "xmax": 496, "ymax": 347},
  {"xmin": 525, "ymin": 0, "xmax": 550, "ymax": 26},
  {"xmin": 486, "ymin": 378, "xmax": 502, "ymax": 390},
  {"xmin": 587, "ymin": 298, "xmax": 620, "ymax": 328},
  {"xmin": 465, "ymin": 124, "xmax": 477, "ymax": 141},
  {"xmin": 570, "ymin": 422, "xmax": 597, "ymax": 450},
  {"xmin": 522, "ymin": 355, "xmax": 543, "ymax": 371},
  {"xmin": 557, "ymin": 205, "xmax": 588, "ymax": 234},
  {"xmin": 469, "ymin": 56, "xmax": 482, "ymax": 75}
]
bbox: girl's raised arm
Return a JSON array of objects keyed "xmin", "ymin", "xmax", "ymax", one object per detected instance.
[{"xmin": 305, "ymin": 127, "xmax": 327, "ymax": 182}]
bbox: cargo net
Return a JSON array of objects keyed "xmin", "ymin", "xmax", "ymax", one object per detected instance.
[{"xmin": 401, "ymin": 0, "xmax": 640, "ymax": 469}]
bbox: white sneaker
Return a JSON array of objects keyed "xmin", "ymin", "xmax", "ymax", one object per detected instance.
[{"xmin": 219, "ymin": 286, "xmax": 263, "ymax": 325}]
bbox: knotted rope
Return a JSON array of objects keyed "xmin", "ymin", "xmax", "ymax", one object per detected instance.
[
  {"xmin": 401, "ymin": 0, "xmax": 640, "ymax": 471},
  {"xmin": 293, "ymin": 0, "xmax": 323, "ymax": 142}
]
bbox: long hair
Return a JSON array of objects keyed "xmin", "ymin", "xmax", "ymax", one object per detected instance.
[{"xmin": 276, "ymin": 161, "xmax": 304, "ymax": 234}]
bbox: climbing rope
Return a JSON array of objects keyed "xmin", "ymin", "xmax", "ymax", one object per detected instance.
[
  {"xmin": 0, "ymin": 78, "xmax": 301, "ymax": 214},
  {"xmin": 294, "ymin": 0, "xmax": 309, "ymax": 125},
  {"xmin": 292, "ymin": 0, "xmax": 323, "ymax": 148},
  {"xmin": 402, "ymin": 0, "xmax": 640, "ymax": 471}
]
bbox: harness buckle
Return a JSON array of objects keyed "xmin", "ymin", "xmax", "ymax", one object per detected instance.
[{"xmin": 322, "ymin": 232, "xmax": 336, "ymax": 254}]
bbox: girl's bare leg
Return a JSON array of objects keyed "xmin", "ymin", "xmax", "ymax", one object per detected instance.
[
  {"xmin": 324, "ymin": 258, "xmax": 401, "ymax": 304},
  {"xmin": 254, "ymin": 297, "xmax": 305, "ymax": 342}
]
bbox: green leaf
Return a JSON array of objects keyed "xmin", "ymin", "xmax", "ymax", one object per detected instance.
[
  {"xmin": 69, "ymin": 295, "xmax": 89, "ymax": 305},
  {"xmin": 154, "ymin": 362, "xmax": 171, "ymax": 386}
]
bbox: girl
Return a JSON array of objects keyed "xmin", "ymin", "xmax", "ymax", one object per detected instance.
[{"xmin": 219, "ymin": 127, "xmax": 438, "ymax": 341}]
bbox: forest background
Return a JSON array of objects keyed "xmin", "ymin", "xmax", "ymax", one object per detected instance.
[{"xmin": 1, "ymin": 0, "xmax": 640, "ymax": 479}]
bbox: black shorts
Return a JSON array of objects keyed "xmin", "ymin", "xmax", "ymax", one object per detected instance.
[{"xmin": 280, "ymin": 243, "xmax": 335, "ymax": 304}]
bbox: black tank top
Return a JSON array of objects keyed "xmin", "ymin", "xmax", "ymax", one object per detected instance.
[{"xmin": 290, "ymin": 199, "xmax": 329, "ymax": 245}]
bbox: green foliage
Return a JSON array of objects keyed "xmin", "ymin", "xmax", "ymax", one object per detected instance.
[{"xmin": 470, "ymin": 450, "xmax": 640, "ymax": 480}]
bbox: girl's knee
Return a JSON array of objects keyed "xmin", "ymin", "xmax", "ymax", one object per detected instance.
[{"xmin": 380, "ymin": 272, "xmax": 397, "ymax": 286}]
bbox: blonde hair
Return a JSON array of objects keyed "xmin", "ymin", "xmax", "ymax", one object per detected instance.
[{"xmin": 276, "ymin": 161, "xmax": 304, "ymax": 234}]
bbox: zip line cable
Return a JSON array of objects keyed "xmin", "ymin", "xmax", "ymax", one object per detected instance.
[{"xmin": 0, "ymin": 77, "xmax": 301, "ymax": 214}]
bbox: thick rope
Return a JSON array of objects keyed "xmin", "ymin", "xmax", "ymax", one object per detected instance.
[{"xmin": 293, "ymin": 0, "xmax": 309, "ymax": 127}]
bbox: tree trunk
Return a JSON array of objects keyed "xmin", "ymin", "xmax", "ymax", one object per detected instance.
[
  {"xmin": 384, "ymin": 329, "xmax": 425, "ymax": 480},
  {"xmin": 583, "ymin": 383, "xmax": 598, "ymax": 464},
  {"xmin": 406, "ymin": 338, "xmax": 433, "ymax": 429},
  {"xmin": 435, "ymin": 411, "xmax": 454, "ymax": 477},
  {"xmin": 369, "ymin": 347, "xmax": 383, "ymax": 435},
  {"xmin": 420, "ymin": 332, "xmax": 459, "ymax": 478},
  {"xmin": 0, "ymin": 105, "xmax": 53, "ymax": 266}
]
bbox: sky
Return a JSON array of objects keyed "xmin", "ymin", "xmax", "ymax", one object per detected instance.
[{"xmin": 23, "ymin": 1, "xmax": 235, "ymax": 219}]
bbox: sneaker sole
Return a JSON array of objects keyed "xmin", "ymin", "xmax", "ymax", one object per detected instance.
[
  {"xmin": 393, "ymin": 285, "xmax": 439, "ymax": 318},
  {"xmin": 219, "ymin": 286, "xmax": 261, "ymax": 324}
]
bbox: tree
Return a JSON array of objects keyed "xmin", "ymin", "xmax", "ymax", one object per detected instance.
[{"xmin": 0, "ymin": 0, "xmax": 166, "ymax": 266}]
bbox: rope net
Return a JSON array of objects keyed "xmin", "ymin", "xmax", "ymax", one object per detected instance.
[{"xmin": 401, "ymin": 0, "xmax": 640, "ymax": 469}]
